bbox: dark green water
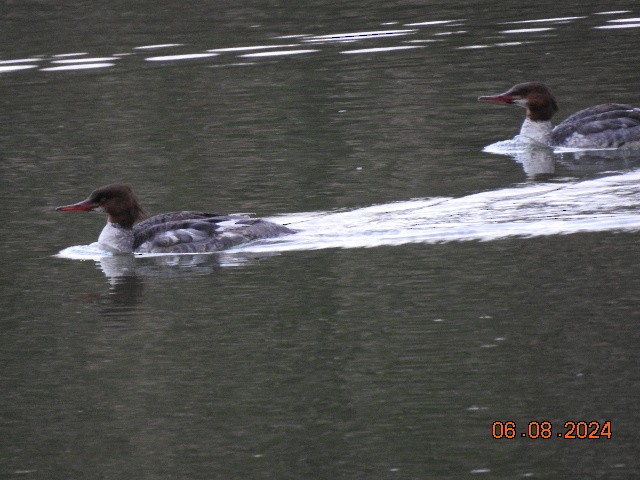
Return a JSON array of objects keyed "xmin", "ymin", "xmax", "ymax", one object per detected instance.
[{"xmin": 2, "ymin": 1, "xmax": 640, "ymax": 478}]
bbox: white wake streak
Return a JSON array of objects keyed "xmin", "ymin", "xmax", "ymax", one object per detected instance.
[{"xmin": 244, "ymin": 170, "xmax": 640, "ymax": 252}]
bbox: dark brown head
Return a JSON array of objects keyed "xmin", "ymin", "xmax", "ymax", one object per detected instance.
[
  {"xmin": 56, "ymin": 183, "xmax": 147, "ymax": 228},
  {"xmin": 478, "ymin": 82, "xmax": 559, "ymax": 121}
]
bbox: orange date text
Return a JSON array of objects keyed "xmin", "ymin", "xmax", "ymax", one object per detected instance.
[{"xmin": 491, "ymin": 421, "xmax": 612, "ymax": 439}]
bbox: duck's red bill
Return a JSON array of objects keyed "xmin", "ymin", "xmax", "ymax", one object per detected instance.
[
  {"xmin": 55, "ymin": 199, "xmax": 96, "ymax": 212},
  {"xmin": 478, "ymin": 94, "xmax": 514, "ymax": 104}
]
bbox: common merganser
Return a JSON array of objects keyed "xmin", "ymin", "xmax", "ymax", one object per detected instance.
[
  {"xmin": 56, "ymin": 184, "xmax": 294, "ymax": 254},
  {"xmin": 479, "ymin": 82, "xmax": 640, "ymax": 149}
]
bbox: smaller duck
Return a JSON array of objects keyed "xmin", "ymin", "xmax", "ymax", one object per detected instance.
[
  {"xmin": 479, "ymin": 82, "xmax": 640, "ymax": 149},
  {"xmin": 56, "ymin": 183, "xmax": 294, "ymax": 254}
]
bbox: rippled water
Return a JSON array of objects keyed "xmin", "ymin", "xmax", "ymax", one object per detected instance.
[
  {"xmin": 3, "ymin": 2, "xmax": 640, "ymax": 479},
  {"xmin": 3, "ymin": 10, "xmax": 640, "ymax": 73}
]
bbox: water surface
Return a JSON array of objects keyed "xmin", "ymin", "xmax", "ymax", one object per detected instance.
[{"xmin": 2, "ymin": 1, "xmax": 640, "ymax": 478}]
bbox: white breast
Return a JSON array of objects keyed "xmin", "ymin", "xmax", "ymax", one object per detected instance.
[
  {"xmin": 98, "ymin": 223, "xmax": 134, "ymax": 253},
  {"xmin": 518, "ymin": 118, "xmax": 553, "ymax": 146}
]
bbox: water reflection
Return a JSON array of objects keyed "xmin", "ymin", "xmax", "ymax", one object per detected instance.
[
  {"xmin": 40, "ymin": 63, "xmax": 115, "ymax": 72},
  {"xmin": 301, "ymin": 29, "xmax": 417, "ymax": 43},
  {"xmin": 596, "ymin": 19, "xmax": 640, "ymax": 29},
  {"xmin": 206, "ymin": 44, "xmax": 299, "ymax": 53},
  {"xmin": 64, "ymin": 264, "xmax": 145, "ymax": 316},
  {"xmin": 60, "ymin": 251, "xmax": 284, "ymax": 314},
  {"xmin": 51, "ymin": 57, "xmax": 119, "ymax": 64},
  {"xmin": 501, "ymin": 16, "xmax": 587, "ymax": 24},
  {"xmin": 102, "ymin": 275, "xmax": 146, "ymax": 316},
  {"xmin": 58, "ymin": 247, "xmax": 282, "ymax": 277},
  {"xmin": 133, "ymin": 43, "xmax": 184, "ymax": 50},
  {"xmin": 0, "ymin": 57, "xmax": 43, "ymax": 64},
  {"xmin": 405, "ymin": 20, "xmax": 461, "ymax": 26},
  {"xmin": 500, "ymin": 27, "xmax": 555, "ymax": 34},
  {"xmin": 0, "ymin": 65, "xmax": 37, "ymax": 72},
  {"xmin": 484, "ymin": 137, "xmax": 640, "ymax": 179},
  {"xmin": 239, "ymin": 49, "xmax": 320, "ymax": 58},
  {"xmin": 556, "ymin": 149, "xmax": 640, "ymax": 174},
  {"xmin": 490, "ymin": 141, "xmax": 556, "ymax": 179},
  {"xmin": 144, "ymin": 53, "xmax": 218, "ymax": 62},
  {"xmin": 341, "ymin": 45, "xmax": 424, "ymax": 55},
  {"xmin": 1, "ymin": 6, "xmax": 636, "ymax": 78}
]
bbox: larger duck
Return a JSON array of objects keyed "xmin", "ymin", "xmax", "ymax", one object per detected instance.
[
  {"xmin": 56, "ymin": 183, "xmax": 294, "ymax": 253},
  {"xmin": 478, "ymin": 82, "xmax": 640, "ymax": 149}
]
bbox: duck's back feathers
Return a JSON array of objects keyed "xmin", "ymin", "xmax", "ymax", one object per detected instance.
[
  {"xmin": 551, "ymin": 104, "xmax": 640, "ymax": 148},
  {"xmin": 133, "ymin": 211, "xmax": 293, "ymax": 253}
]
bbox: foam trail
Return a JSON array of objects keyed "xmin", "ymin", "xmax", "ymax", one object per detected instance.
[{"xmin": 238, "ymin": 169, "xmax": 640, "ymax": 253}]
